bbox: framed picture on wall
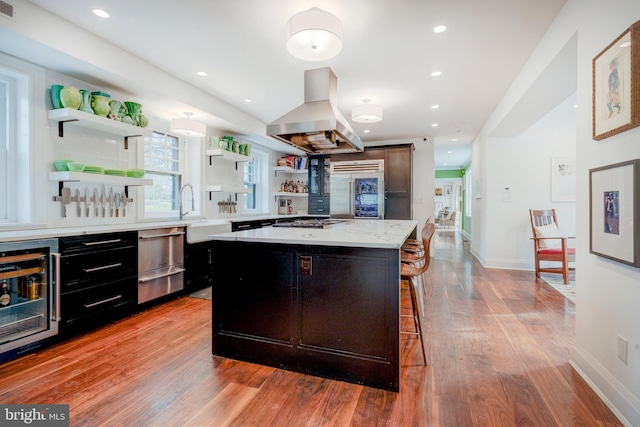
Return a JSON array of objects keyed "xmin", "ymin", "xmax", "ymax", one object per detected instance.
[
  {"xmin": 444, "ymin": 185, "xmax": 452, "ymax": 195},
  {"xmin": 589, "ymin": 159, "xmax": 640, "ymax": 267},
  {"xmin": 592, "ymin": 20, "xmax": 640, "ymax": 140},
  {"xmin": 551, "ymin": 157, "xmax": 577, "ymax": 202},
  {"xmin": 435, "ymin": 188, "xmax": 443, "ymax": 196}
]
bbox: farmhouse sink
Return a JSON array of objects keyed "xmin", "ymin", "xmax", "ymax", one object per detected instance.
[{"xmin": 186, "ymin": 220, "xmax": 231, "ymax": 243}]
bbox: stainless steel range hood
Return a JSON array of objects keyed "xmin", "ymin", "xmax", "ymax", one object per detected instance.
[{"xmin": 267, "ymin": 67, "xmax": 364, "ymax": 154}]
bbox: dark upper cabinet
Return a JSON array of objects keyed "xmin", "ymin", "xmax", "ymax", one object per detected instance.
[
  {"xmin": 308, "ymin": 156, "xmax": 330, "ymax": 214},
  {"xmin": 308, "ymin": 156, "xmax": 330, "ymax": 196},
  {"xmin": 383, "ymin": 145, "xmax": 413, "ymax": 220}
]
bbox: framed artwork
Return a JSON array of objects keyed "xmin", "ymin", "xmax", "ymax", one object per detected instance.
[
  {"xmin": 435, "ymin": 188, "xmax": 443, "ymax": 196},
  {"xmin": 589, "ymin": 159, "xmax": 640, "ymax": 267},
  {"xmin": 444, "ymin": 185, "xmax": 452, "ymax": 195},
  {"xmin": 550, "ymin": 157, "xmax": 576, "ymax": 202},
  {"xmin": 592, "ymin": 20, "xmax": 640, "ymax": 140}
]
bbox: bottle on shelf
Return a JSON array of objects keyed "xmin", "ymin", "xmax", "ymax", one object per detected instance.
[{"xmin": 0, "ymin": 280, "xmax": 11, "ymax": 307}]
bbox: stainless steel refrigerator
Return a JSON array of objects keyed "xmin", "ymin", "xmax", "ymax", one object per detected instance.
[{"xmin": 330, "ymin": 160, "xmax": 385, "ymax": 219}]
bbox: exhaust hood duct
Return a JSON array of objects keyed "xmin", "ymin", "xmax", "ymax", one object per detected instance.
[{"xmin": 266, "ymin": 67, "xmax": 364, "ymax": 154}]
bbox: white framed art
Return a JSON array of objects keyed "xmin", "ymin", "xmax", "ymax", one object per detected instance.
[{"xmin": 551, "ymin": 157, "xmax": 576, "ymax": 202}]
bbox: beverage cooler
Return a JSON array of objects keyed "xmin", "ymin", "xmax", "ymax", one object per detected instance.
[{"xmin": 0, "ymin": 239, "xmax": 59, "ymax": 361}]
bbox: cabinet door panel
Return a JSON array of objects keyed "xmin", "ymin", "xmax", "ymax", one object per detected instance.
[
  {"xmin": 299, "ymin": 253, "xmax": 390, "ymax": 359},
  {"xmin": 214, "ymin": 244, "xmax": 294, "ymax": 344},
  {"xmin": 385, "ymin": 147, "xmax": 412, "ymax": 193}
]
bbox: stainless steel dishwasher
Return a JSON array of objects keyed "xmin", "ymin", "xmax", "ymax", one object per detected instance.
[{"xmin": 138, "ymin": 227, "xmax": 185, "ymax": 304}]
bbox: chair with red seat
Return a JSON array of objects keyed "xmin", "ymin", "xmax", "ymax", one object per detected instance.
[{"xmin": 529, "ymin": 209, "xmax": 575, "ymax": 284}]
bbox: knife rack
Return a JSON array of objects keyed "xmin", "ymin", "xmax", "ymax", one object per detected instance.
[
  {"xmin": 52, "ymin": 186, "xmax": 134, "ymax": 218},
  {"xmin": 55, "ymin": 182, "xmax": 135, "ymax": 198}
]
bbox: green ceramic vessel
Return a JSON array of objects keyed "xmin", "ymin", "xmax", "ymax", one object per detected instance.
[
  {"xmin": 92, "ymin": 95, "xmax": 110, "ymax": 117},
  {"xmin": 60, "ymin": 86, "xmax": 82, "ymax": 109}
]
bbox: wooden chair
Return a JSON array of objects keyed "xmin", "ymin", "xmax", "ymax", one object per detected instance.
[
  {"xmin": 400, "ymin": 222, "xmax": 436, "ymax": 365},
  {"xmin": 529, "ymin": 209, "xmax": 575, "ymax": 284},
  {"xmin": 441, "ymin": 211, "xmax": 456, "ymax": 228}
]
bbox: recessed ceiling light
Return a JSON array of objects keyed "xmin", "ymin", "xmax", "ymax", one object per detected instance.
[
  {"xmin": 431, "ymin": 71, "xmax": 442, "ymax": 77},
  {"xmin": 431, "ymin": 105, "xmax": 440, "ymax": 109},
  {"xmin": 431, "ymin": 123, "xmax": 438, "ymax": 127},
  {"xmin": 433, "ymin": 25, "xmax": 447, "ymax": 33},
  {"xmin": 447, "ymin": 151, "xmax": 453, "ymax": 154},
  {"xmin": 197, "ymin": 71, "xmax": 208, "ymax": 77},
  {"xmin": 244, "ymin": 98, "xmax": 252, "ymax": 103},
  {"xmin": 363, "ymin": 129, "xmax": 370, "ymax": 133},
  {"xmin": 443, "ymin": 163, "xmax": 448, "ymax": 166},
  {"xmin": 451, "ymin": 138, "xmax": 458, "ymax": 141},
  {"xmin": 620, "ymin": 42, "xmax": 631, "ymax": 48},
  {"xmin": 573, "ymin": 104, "xmax": 578, "ymax": 108},
  {"xmin": 92, "ymin": 9, "xmax": 109, "ymax": 18}
]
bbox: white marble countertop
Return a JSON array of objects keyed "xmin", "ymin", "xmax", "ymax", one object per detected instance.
[
  {"xmin": 207, "ymin": 219, "xmax": 418, "ymax": 249},
  {"xmin": 0, "ymin": 214, "xmax": 324, "ymax": 243}
]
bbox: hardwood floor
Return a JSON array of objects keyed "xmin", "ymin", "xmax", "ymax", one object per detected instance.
[{"xmin": 0, "ymin": 230, "xmax": 622, "ymax": 426}]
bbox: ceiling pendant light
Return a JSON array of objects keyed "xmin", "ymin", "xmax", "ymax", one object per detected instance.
[
  {"xmin": 352, "ymin": 99, "xmax": 383, "ymax": 123},
  {"xmin": 286, "ymin": 7, "xmax": 343, "ymax": 61},
  {"xmin": 170, "ymin": 112, "xmax": 207, "ymax": 137}
]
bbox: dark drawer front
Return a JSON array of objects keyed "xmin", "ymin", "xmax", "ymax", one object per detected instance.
[
  {"xmin": 60, "ymin": 246, "xmax": 137, "ymax": 293},
  {"xmin": 59, "ymin": 231, "xmax": 137, "ymax": 254},
  {"xmin": 61, "ymin": 278, "xmax": 136, "ymax": 326},
  {"xmin": 308, "ymin": 197, "xmax": 330, "ymax": 215}
]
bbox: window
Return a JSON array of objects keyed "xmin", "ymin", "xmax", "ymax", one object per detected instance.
[
  {"xmin": 243, "ymin": 160, "xmax": 256, "ymax": 210},
  {"xmin": 0, "ymin": 55, "xmax": 34, "ymax": 225},
  {"xmin": 243, "ymin": 145, "xmax": 269, "ymax": 213},
  {"xmin": 144, "ymin": 132, "xmax": 181, "ymax": 216}
]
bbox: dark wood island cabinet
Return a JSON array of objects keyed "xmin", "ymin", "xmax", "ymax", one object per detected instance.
[{"xmin": 208, "ymin": 219, "xmax": 417, "ymax": 392}]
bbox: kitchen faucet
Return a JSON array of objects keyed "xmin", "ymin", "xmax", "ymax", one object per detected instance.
[{"xmin": 179, "ymin": 183, "xmax": 194, "ymax": 220}]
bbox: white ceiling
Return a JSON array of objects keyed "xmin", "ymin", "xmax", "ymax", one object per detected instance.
[{"xmin": 22, "ymin": 0, "xmax": 567, "ymax": 169}]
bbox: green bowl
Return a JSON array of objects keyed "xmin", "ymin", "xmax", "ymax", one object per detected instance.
[
  {"xmin": 54, "ymin": 160, "xmax": 73, "ymax": 171},
  {"xmin": 126, "ymin": 169, "xmax": 145, "ymax": 178},
  {"xmin": 67, "ymin": 162, "xmax": 85, "ymax": 172}
]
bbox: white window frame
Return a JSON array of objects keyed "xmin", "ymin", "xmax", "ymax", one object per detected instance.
[
  {"xmin": 243, "ymin": 145, "xmax": 269, "ymax": 214},
  {"xmin": 143, "ymin": 131, "xmax": 183, "ymax": 219},
  {"xmin": 0, "ymin": 53, "xmax": 42, "ymax": 227}
]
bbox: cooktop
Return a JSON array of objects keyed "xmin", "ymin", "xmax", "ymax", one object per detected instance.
[{"xmin": 272, "ymin": 219, "xmax": 350, "ymax": 229}]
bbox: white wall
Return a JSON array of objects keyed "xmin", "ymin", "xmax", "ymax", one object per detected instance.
[
  {"xmin": 482, "ymin": 95, "xmax": 576, "ymax": 270},
  {"xmin": 474, "ymin": 1, "xmax": 640, "ymax": 424}
]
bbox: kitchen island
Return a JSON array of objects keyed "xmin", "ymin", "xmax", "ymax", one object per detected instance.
[{"xmin": 208, "ymin": 219, "xmax": 417, "ymax": 392}]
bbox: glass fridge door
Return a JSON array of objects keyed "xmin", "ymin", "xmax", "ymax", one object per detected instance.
[
  {"xmin": 354, "ymin": 177, "xmax": 381, "ymax": 218},
  {"xmin": 0, "ymin": 240, "xmax": 56, "ymax": 352}
]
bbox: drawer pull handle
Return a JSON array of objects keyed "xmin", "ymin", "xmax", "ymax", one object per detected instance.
[
  {"xmin": 138, "ymin": 268, "xmax": 186, "ymax": 283},
  {"xmin": 84, "ymin": 295, "xmax": 122, "ymax": 308},
  {"xmin": 139, "ymin": 232, "xmax": 185, "ymax": 239},
  {"xmin": 236, "ymin": 225, "xmax": 251, "ymax": 229},
  {"xmin": 83, "ymin": 239, "xmax": 122, "ymax": 246},
  {"xmin": 84, "ymin": 263, "xmax": 122, "ymax": 273}
]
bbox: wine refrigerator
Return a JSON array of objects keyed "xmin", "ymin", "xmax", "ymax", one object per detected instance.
[{"xmin": 0, "ymin": 239, "xmax": 60, "ymax": 362}]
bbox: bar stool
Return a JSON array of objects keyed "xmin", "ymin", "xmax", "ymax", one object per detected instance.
[{"xmin": 400, "ymin": 222, "xmax": 436, "ymax": 366}]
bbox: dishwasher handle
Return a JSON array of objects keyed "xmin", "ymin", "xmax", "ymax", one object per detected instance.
[
  {"xmin": 138, "ymin": 268, "xmax": 186, "ymax": 283},
  {"xmin": 139, "ymin": 232, "xmax": 185, "ymax": 239}
]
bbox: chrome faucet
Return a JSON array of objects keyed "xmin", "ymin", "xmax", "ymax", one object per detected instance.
[{"xmin": 179, "ymin": 183, "xmax": 194, "ymax": 220}]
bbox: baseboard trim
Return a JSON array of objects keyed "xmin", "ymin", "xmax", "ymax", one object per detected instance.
[{"xmin": 571, "ymin": 344, "xmax": 639, "ymax": 426}]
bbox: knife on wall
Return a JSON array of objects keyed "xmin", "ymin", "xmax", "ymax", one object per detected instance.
[
  {"xmin": 75, "ymin": 189, "xmax": 81, "ymax": 217},
  {"xmin": 94, "ymin": 188, "xmax": 99, "ymax": 217},
  {"xmin": 101, "ymin": 185, "xmax": 106, "ymax": 217},
  {"xmin": 108, "ymin": 187, "xmax": 113, "ymax": 217},
  {"xmin": 61, "ymin": 188, "xmax": 71, "ymax": 218},
  {"xmin": 85, "ymin": 188, "xmax": 90, "ymax": 217}
]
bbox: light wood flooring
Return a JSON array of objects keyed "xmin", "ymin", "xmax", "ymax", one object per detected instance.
[{"xmin": 0, "ymin": 230, "xmax": 622, "ymax": 426}]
